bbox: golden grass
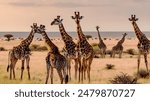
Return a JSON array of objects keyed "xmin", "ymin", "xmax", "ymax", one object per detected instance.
[{"xmin": 0, "ymin": 39, "xmax": 150, "ymax": 84}]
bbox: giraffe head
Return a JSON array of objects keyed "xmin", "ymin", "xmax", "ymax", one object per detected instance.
[
  {"xmin": 96, "ymin": 26, "xmax": 100, "ymax": 31},
  {"xmin": 51, "ymin": 16, "xmax": 63, "ymax": 26},
  {"xmin": 129, "ymin": 15, "xmax": 138, "ymax": 24},
  {"xmin": 71, "ymin": 11, "xmax": 83, "ymax": 24},
  {"xmin": 31, "ymin": 23, "xmax": 39, "ymax": 33},
  {"xmin": 38, "ymin": 24, "xmax": 46, "ymax": 34},
  {"xmin": 123, "ymin": 33, "xmax": 127, "ymax": 36}
]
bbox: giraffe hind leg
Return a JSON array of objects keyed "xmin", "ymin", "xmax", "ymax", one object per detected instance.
[
  {"xmin": 45, "ymin": 56, "xmax": 50, "ymax": 84},
  {"xmin": 57, "ymin": 69, "xmax": 63, "ymax": 84},
  {"xmin": 10, "ymin": 58, "xmax": 17, "ymax": 80}
]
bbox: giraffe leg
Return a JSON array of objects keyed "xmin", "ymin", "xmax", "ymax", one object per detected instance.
[
  {"xmin": 57, "ymin": 69, "xmax": 63, "ymax": 84},
  {"xmin": 67, "ymin": 58, "xmax": 71, "ymax": 80},
  {"xmin": 137, "ymin": 52, "xmax": 141, "ymax": 74},
  {"xmin": 26, "ymin": 56, "xmax": 31, "ymax": 80},
  {"xmin": 45, "ymin": 56, "xmax": 50, "ymax": 84},
  {"xmin": 74, "ymin": 58, "xmax": 78, "ymax": 80},
  {"xmin": 12, "ymin": 58, "xmax": 18, "ymax": 80},
  {"xmin": 119, "ymin": 51, "xmax": 122, "ymax": 58},
  {"xmin": 50, "ymin": 67, "xmax": 54, "ymax": 84},
  {"xmin": 87, "ymin": 57, "xmax": 93, "ymax": 83},
  {"xmin": 144, "ymin": 53, "xmax": 149, "ymax": 72},
  {"xmin": 84, "ymin": 59, "xmax": 87, "ymax": 80},
  {"xmin": 78, "ymin": 57, "xmax": 81, "ymax": 83},
  {"xmin": 81, "ymin": 58, "xmax": 85, "ymax": 83},
  {"xmin": 20, "ymin": 60, "xmax": 25, "ymax": 80}
]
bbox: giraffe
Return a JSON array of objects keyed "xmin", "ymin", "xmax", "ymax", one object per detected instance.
[
  {"xmin": 7, "ymin": 23, "xmax": 39, "ymax": 80},
  {"xmin": 51, "ymin": 16, "xmax": 79, "ymax": 80},
  {"xmin": 111, "ymin": 33, "xmax": 127, "ymax": 58},
  {"xmin": 96, "ymin": 26, "xmax": 107, "ymax": 58},
  {"xmin": 37, "ymin": 25, "xmax": 68, "ymax": 84},
  {"xmin": 71, "ymin": 11, "xmax": 94, "ymax": 83},
  {"xmin": 129, "ymin": 15, "xmax": 150, "ymax": 73}
]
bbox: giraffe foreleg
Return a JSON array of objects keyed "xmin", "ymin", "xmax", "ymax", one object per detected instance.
[
  {"xmin": 74, "ymin": 58, "xmax": 78, "ymax": 80},
  {"xmin": 45, "ymin": 56, "xmax": 50, "ymax": 84},
  {"xmin": 137, "ymin": 52, "xmax": 141, "ymax": 74},
  {"xmin": 119, "ymin": 51, "xmax": 122, "ymax": 58},
  {"xmin": 144, "ymin": 53, "xmax": 149, "ymax": 72},
  {"xmin": 78, "ymin": 57, "xmax": 82, "ymax": 83},
  {"xmin": 26, "ymin": 56, "xmax": 30, "ymax": 80},
  {"xmin": 67, "ymin": 58, "xmax": 71, "ymax": 80},
  {"xmin": 20, "ymin": 60, "xmax": 25, "ymax": 80}
]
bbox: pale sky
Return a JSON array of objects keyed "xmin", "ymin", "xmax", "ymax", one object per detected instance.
[{"xmin": 0, "ymin": 0, "xmax": 150, "ymax": 31}]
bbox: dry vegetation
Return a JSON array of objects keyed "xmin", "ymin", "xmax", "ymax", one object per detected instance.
[{"xmin": 0, "ymin": 38, "xmax": 150, "ymax": 84}]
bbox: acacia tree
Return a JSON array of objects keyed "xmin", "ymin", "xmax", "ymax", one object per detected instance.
[{"xmin": 4, "ymin": 34, "xmax": 13, "ymax": 41}]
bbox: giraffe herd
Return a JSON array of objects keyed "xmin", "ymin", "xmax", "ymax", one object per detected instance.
[{"xmin": 5, "ymin": 12, "xmax": 150, "ymax": 84}]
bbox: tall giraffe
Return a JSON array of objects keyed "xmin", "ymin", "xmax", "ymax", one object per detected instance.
[
  {"xmin": 71, "ymin": 11, "xmax": 94, "ymax": 83},
  {"xmin": 96, "ymin": 26, "xmax": 107, "ymax": 58},
  {"xmin": 7, "ymin": 23, "xmax": 39, "ymax": 80},
  {"xmin": 111, "ymin": 33, "xmax": 127, "ymax": 58},
  {"xmin": 38, "ymin": 25, "xmax": 68, "ymax": 84},
  {"xmin": 129, "ymin": 15, "xmax": 150, "ymax": 73},
  {"xmin": 51, "ymin": 16, "xmax": 79, "ymax": 80}
]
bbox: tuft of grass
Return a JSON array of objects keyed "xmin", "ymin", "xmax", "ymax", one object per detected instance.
[
  {"xmin": 105, "ymin": 64, "xmax": 115, "ymax": 70},
  {"xmin": 138, "ymin": 69, "xmax": 149, "ymax": 78},
  {"xmin": 30, "ymin": 44, "xmax": 47, "ymax": 51},
  {"xmin": 0, "ymin": 47, "xmax": 7, "ymax": 51},
  {"xmin": 110, "ymin": 73, "xmax": 137, "ymax": 84},
  {"xmin": 125, "ymin": 49, "xmax": 137, "ymax": 55}
]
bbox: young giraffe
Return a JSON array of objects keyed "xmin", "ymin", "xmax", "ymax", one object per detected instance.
[
  {"xmin": 129, "ymin": 15, "xmax": 150, "ymax": 73},
  {"xmin": 111, "ymin": 33, "xmax": 127, "ymax": 58},
  {"xmin": 38, "ymin": 25, "xmax": 68, "ymax": 84},
  {"xmin": 7, "ymin": 23, "xmax": 39, "ymax": 80},
  {"xmin": 71, "ymin": 11, "xmax": 94, "ymax": 83},
  {"xmin": 96, "ymin": 26, "xmax": 107, "ymax": 58},
  {"xmin": 51, "ymin": 16, "xmax": 79, "ymax": 80}
]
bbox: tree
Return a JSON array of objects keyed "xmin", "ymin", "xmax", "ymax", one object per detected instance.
[{"xmin": 4, "ymin": 34, "xmax": 13, "ymax": 41}]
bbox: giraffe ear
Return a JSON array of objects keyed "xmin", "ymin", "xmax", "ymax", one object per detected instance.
[{"xmin": 60, "ymin": 19, "xmax": 63, "ymax": 22}]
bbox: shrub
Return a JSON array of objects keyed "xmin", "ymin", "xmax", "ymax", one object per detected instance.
[
  {"xmin": 105, "ymin": 64, "xmax": 115, "ymax": 70},
  {"xmin": 110, "ymin": 73, "xmax": 137, "ymax": 84},
  {"xmin": 0, "ymin": 47, "xmax": 6, "ymax": 51},
  {"xmin": 30, "ymin": 44, "xmax": 47, "ymax": 51},
  {"xmin": 125, "ymin": 49, "xmax": 137, "ymax": 55},
  {"xmin": 85, "ymin": 35, "xmax": 92, "ymax": 40}
]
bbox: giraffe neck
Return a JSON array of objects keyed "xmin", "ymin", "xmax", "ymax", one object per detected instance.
[
  {"xmin": 77, "ymin": 22, "xmax": 86, "ymax": 41},
  {"xmin": 58, "ymin": 24, "xmax": 73, "ymax": 42},
  {"xmin": 132, "ymin": 21, "xmax": 145, "ymax": 42},
  {"xmin": 117, "ymin": 35, "xmax": 126, "ymax": 45},
  {"xmin": 42, "ymin": 31, "xmax": 59, "ymax": 53},
  {"xmin": 97, "ymin": 29, "xmax": 102, "ymax": 42},
  {"xmin": 20, "ymin": 30, "xmax": 35, "ymax": 46}
]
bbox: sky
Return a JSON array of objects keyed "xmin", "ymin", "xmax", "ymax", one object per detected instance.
[{"xmin": 0, "ymin": 0, "xmax": 150, "ymax": 31}]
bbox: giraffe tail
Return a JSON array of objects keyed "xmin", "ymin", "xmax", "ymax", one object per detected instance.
[{"xmin": 7, "ymin": 51, "xmax": 11, "ymax": 72}]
